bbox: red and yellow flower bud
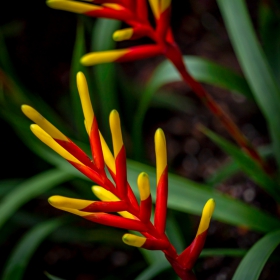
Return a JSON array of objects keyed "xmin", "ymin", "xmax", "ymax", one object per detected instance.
[
  {"xmin": 137, "ymin": 172, "xmax": 152, "ymax": 223},
  {"xmin": 48, "ymin": 195, "xmax": 127, "ymax": 212},
  {"xmin": 123, "ymin": 233, "xmax": 169, "ymax": 250},
  {"xmin": 77, "ymin": 72, "xmax": 105, "ymax": 172},
  {"xmin": 154, "ymin": 128, "xmax": 168, "ymax": 234},
  {"xmin": 177, "ymin": 199, "xmax": 215, "ymax": 270},
  {"xmin": 109, "ymin": 110, "xmax": 127, "ymax": 199},
  {"xmin": 80, "ymin": 45, "xmax": 162, "ymax": 66}
]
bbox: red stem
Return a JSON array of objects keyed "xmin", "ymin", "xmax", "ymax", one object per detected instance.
[{"xmin": 164, "ymin": 43, "xmax": 271, "ymax": 175}]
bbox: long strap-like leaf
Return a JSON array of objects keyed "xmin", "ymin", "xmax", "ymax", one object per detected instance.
[{"xmin": 232, "ymin": 229, "xmax": 280, "ymax": 280}]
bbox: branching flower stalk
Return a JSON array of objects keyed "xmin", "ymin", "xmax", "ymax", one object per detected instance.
[
  {"xmin": 22, "ymin": 72, "xmax": 215, "ymax": 279},
  {"xmin": 46, "ymin": 0, "xmax": 270, "ymax": 174}
]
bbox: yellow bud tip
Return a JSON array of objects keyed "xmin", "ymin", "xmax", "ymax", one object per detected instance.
[
  {"xmin": 21, "ymin": 104, "xmax": 33, "ymax": 117},
  {"xmin": 46, "ymin": 0, "xmax": 66, "ymax": 9},
  {"xmin": 92, "ymin": 186, "xmax": 120, "ymax": 202},
  {"xmin": 109, "ymin": 110, "xmax": 123, "ymax": 157},
  {"xmin": 80, "ymin": 49, "xmax": 128, "ymax": 66},
  {"xmin": 30, "ymin": 124, "xmax": 42, "ymax": 135},
  {"xmin": 113, "ymin": 28, "xmax": 133, "ymax": 42},
  {"xmin": 48, "ymin": 195, "xmax": 91, "ymax": 210},
  {"xmin": 21, "ymin": 105, "xmax": 42, "ymax": 123},
  {"xmin": 122, "ymin": 234, "xmax": 146, "ymax": 247},
  {"xmin": 76, "ymin": 71, "xmax": 94, "ymax": 134},
  {"xmin": 47, "ymin": 0, "xmax": 97, "ymax": 14},
  {"xmin": 203, "ymin": 198, "xmax": 215, "ymax": 218},
  {"xmin": 196, "ymin": 198, "xmax": 215, "ymax": 236},
  {"xmin": 23, "ymin": 105, "xmax": 68, "ymax": 141},
  {"xmin": 155, "ymin": 128, "xmax": 167, "ymax": 183},
  {"xmin": 48, "ymin": 195, "xmax": 63, "ymax": 207},
  {"xmin": 137, "ymin": 172, "xmax": 150, "ymax": 201}
]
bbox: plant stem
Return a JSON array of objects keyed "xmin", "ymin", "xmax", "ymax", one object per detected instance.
[{"xmin": 164, "ymin": 44, "xmax": 271, "ymax": 175}]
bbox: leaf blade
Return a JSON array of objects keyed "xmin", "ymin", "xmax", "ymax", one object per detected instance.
[
  {"xmin": 232, "ymin": 229, "xmax": 280, "ymax": 280},
  {"xmin": 0, "ymin": 169, "xmax": 73, "ymax": 229},
  {"xmin": 2, "ymin": 218, "xmax": 66, "ymax": 280}
]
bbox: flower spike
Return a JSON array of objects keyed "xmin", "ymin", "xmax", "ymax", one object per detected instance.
[{"xmin": 23, "ymin": 72, "xmax": 214, "ymax": 279}]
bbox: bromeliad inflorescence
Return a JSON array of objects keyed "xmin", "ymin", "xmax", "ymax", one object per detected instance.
[{"xmin": 22, "ymin": 72, "xmax": 214, "ymax": 279}]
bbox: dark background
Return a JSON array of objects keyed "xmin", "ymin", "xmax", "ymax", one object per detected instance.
[{"xmin": 1, "ymin": 1, "xmax": 279, "ymax": 279}]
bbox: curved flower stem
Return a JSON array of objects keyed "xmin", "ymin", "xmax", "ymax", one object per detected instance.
[{"xmin": 164, "ymin": 43, "xmax": 271, "ymax": 175}]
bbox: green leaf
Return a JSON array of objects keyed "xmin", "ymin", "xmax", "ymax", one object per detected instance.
[
  {"xmin": 2, "ymin": 218, "xmax": 65, "ymax": 280},
  {"xmin": 258, "ymin": 1, "xmax": 280, "ymax": 86},
  {"xmin": 206, "ymin": 145, "xmax": 274, "ymax": 187},
  {"xmin": 200, "ymin": 248, "xmax": 246, "ymax": 258},
  {"xmin": 151, "ymin": 90, "xmax": 195, "ymax": 113},
  {"xmin": 0, "ymin": 169, "xmax": 73, "ymax": 229},
  {"xmin": 91, "ymin": 19, "xmax": 121, "ymax": 138},
  {"xmin": 0, "ymin": 179, "xmax": 23, "ymax": 197},
  {"xmin": 134, "ymin": 261, "xmax": 171, "ymax": 280},
  {"xmin": 133, "ymin": 55, "xmax": 253, "ymax": 159},
  {"xmin": 70, "ymin": 17, "xmax": 90, "ymax": 139},
  {"xmin": 201, "ymin": 126, "xmax": 280, "ymax": 201},
  {"xmin": 217, "ymin": 0, "xmax": 280, "ymax": 167},
  {"xmin": 205, "ymin": 160, "xmax": 240, "ymax": 187},
  {"xmin": 232, "ymin": 229, "xmax": 280, "ymax": 280},
  {"xmin": 127, "ymin": 160, "xmax": 280, "ymax": 233},
  {"xmin": 44, "ymin": 272, "xmax": 66, "ymax": 280}
]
